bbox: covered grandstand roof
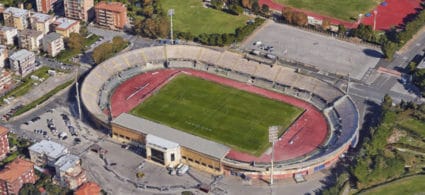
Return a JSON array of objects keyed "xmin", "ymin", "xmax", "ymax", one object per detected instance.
[{"xmin": 112, "ymin": 113, "xmax": 230, "ymax": 159}]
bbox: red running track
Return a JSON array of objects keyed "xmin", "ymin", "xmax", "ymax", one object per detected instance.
[
  {"xmin": 110, "ymin": 69, "xmax": 180, "ymax": 118},
  {"xmin": 362, "ymin": 0, "xmax": 423, "ymax": 30},
  {"xmin": 259, "ymin": 0, "xmax": 423, "ymax": 30},
  {"xmin": 110, "ymin": 69, "xmax": 328, "ymax": 163}
]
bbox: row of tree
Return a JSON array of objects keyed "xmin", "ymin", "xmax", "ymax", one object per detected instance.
[
  {"xmin": 91, "ymin": 36, "xmax": 129, "ymax": 64},
  {"xmin": 176, "ymin": 17, "xmax": 264, "ymax": 46},
  {"xmin": 133, "ymin": 0, "xmax": 170, "ymax": 39}
]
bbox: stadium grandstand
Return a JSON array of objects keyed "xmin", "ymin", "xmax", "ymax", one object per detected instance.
[{"xmin": 81, "ymin": 45, "xmax": 360, "ymax": 179}]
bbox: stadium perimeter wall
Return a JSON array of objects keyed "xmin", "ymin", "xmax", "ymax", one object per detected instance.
[{"xmin": 80, "ymin": 45, "xmax": 359, "ymax": 178}]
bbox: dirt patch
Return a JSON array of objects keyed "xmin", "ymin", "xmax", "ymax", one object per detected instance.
[{"xmin": 387, "ymin": 129, "xmax": 406, "ymax": 144}]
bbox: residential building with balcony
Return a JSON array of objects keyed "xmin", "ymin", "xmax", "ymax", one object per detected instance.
[
  {"xmin": 18, "ymin": 29, "xmax": 43, "ymax": 51},
  {"xmin": 54, "ymin": 154, "xmax": 87, "ymax": 190},
  {"xmin": 0, "ymin": 69, "xmax": 12, "ymax": 93},
  {"xmin": 3, "ymin": 7, "xmax": 30, "ymax": 30},
  {"xmin": 64, "ymin": 0, "xmax": 94, "ymax": 22},
  {"xmin": 42, "ymin": 32, "xmax": 64, "ymax": 57},
  {"xmin": 0, "ymin": 26, "xmax": 18, "ymax": 46},
  {"xmin": 0, "ymin": 158, "xmax": 36, "ymax": 195},
  {"xmin": 9, "ymin": 49, "xmax": 36, "ymax": 77},
  {"xmin": 30, "ymin": 12, "xmax": 55, "ymax": 35},
  {"xmin": 0, "ymin": 126, "xmax": 9, "ymax": 161},
  {"xmin": 94, "ymin": 1, "xmax": 127, "ymax": 30},
  {"xmin": 0, "ymin": 45, "xmax": 8, "ymax": 68},
  {"xmin": 36, "ymin": 0, "xmax": 61, "ymax": 14}
]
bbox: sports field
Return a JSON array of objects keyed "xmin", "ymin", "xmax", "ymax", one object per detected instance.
[
  {"xmin": 131, "ymin": 75, "xmax": 303, "ymax": 155},
  {"xmin": 159, "ymin": 0, "xmax": 250, "ymax": 35},
  {"xmin": 275, "ymin": 0, "xmax": 379, "ymax": 20},
  {"xmin": 361, "ymin": 175, "xmax": 425, "ymax": 195}
]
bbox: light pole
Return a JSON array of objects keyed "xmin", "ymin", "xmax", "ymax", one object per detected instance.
[
  {"xmin": 168, "ymin": 9, "xmax": 174, "ymax": 44},
  {"xmin": 75, "ymin": 68, "xmax": 82, "ymax": 121},
  {"xmin": 373, "ymin": 9, "xmax": 378, "ymax": 31},
  {"xmin": 268, "ymin": 126, "xmax": 279, "ymax": 185}
]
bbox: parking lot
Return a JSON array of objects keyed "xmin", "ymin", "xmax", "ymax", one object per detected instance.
[{"xmin": 242, "ymin": 20, "xmax": 381, "ymax": 80}]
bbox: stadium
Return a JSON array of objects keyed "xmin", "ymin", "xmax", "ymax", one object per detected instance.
[{"xmin": 81, "ymin": 45, "xmax": 360, "ymax": 180}]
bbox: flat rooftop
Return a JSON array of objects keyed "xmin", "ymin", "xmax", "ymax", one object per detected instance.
[
  {"xmin": 9, "ymin": 49, "xmax": 34, "ymax": 61},
  {"xmin": 4, "ymin": 7, "xmax": 28, "ymax": 17},
  {"xmin": 28, "ymin": 140, "xmax": 68, "ymax": 159},
  {"xmin": 54, "ymin": 17, "xmax": 78, "ymax": 30},
  {"xmin": 112, "ymin": 113, "xmax": 230, "ymax": 159},
  {"xmin": 31, "ymin": 12, "xmax": 53, "ymax": 22}
]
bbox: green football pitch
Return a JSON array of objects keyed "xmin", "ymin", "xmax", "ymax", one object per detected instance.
[
  {"xmin": 276, "ymin": 0, "xmax": 379, "ymax": 21},
  {"xmin": 159, "ymin": 0, "xmax": 250, "ymax": 35},
  {"xmin": 130, "ymin": 75, "xmax": 304, "ymax": 156}
]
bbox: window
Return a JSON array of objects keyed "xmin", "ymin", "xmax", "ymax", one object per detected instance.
[
  {"xmin": 171, "ymin": 153, "xmax": 175, "ymax": 162},
  {"xmin": 188, "ymin": 158, "xmax": 193, "ymax": 162},
  {"xmin": 195, "ymin": 160, "xmax": 200, "ymax": 164},
  {"xmin": 182, "ymin": 156, "xmax": 187, "ymax": 160},
  {"xmin": 201, "ymin": 163, "xmax": 207, "ymax": 167},
  {"xmin": 208, "ymin": 165, "xmax": 213, "ymax": 169},
  {"xmin": 215, "ymin": 167, "xmax": 220, "ymax": 171}
]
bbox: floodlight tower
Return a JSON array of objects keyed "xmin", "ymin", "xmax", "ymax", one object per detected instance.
[
  {"xmin": 168, "ymin": 9, "xmax": 175, "ymax": 44},
  {"xmin": 269, "ymin": 126, "xmax": 279, "ymax": 185},
  {"xmin": 75, "ymin": 68, "xmax": 82, "ymax": 121}
]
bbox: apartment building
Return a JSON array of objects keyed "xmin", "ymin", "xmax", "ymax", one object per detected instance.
[
  {"xmin": 0, "ymin": 69, "xmax": 12, "ymax": 93},
  {"xmin": 64, "ymin": 0, "xmax": 94, "ymax": 22},
  {"xmin": 0, "ymin": 158, "xmax": 36, "ymax": 195},
  {"xmin": 30, "ymin": 12, "xmax": 56, "ymax": 35},
  {"xmin": 28, "ymin": 140, "xmax": 69, "ymax": 166},
  {"xmin": 0, "ymin": 126, "xmax": 9, "ymax": 161},
  {"xmin": 95, "ymin": 1, "xmax": 127, "ymax": 29},
  {"xmin": 53, "ymin": 17, "xmax": 80, "ymax": 37},
  {"xmin": 0, "ymin": 45, "xmax": 8, "ymax": 68},
  {"xmin": 0, "ymin": 26, "xmax": 18, "ymax": 46},
  {"xmin": 36, "ymin": 0, "xmax": 60, "ymax": 13},
  {"xmin": 54, "ymin": 154, "xmax": 87, "ymax": 190},
  {"xmin": 18, "ymin": 29, "xmax": 43, "ymax": 51},
  {"xmin": 42, "ymin": 32, "xmax": 64, "ymax": 57},
  {"xmin": 3, "ymin": 7, "xmax": 30, "ymax": 30},
  {"xmin": 9, "ymin": 49, "xmax": 36, "ymax": 77}
]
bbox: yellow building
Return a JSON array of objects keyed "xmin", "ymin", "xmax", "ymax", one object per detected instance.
[
  {"xmin": 53, "ymin": 17, "xmax": 80, "ymax": 37},
  {"xmin": 111, "ymin": 113, "xmax": 229, "ymax": 175},
  {"xmin": 3, "ymin": 7, "xmax": 29, "ymax": 30}
]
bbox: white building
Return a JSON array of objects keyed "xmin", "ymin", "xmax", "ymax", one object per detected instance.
[
  {"xmin": 54, "ymin": 154, "xmax": 87, "ymax": 190},
  {"xmin": 0, "ymin": 26, "xmax": 18, "ymax": 46},
  {"xmin": 42, "ymin": 32, "xmax": 64, "ymax": 57},
  {"xmin": 0, "ymin": 45, "xmax": 8, "ymax": 68},
  {"xmin": 29, "ymin": 140, "xmax": 69, "ymax": 166},
  {"xmin": 9, "ymin": 49, "xmax": 36, "ymax": 77},
  {"xmin": 30, "ymin": 12, "xmax": 56, "ymax": 35},
  {"xmin": 146, "ymin": 134, "xmax": 181, "ymax": 168}
]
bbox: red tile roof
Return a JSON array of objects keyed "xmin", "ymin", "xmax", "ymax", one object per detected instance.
[
  {"xmin": 0, "ymin": 126, "xmax": 8, "ymax": 136},
  {"xmin": 95, "ymin": 1, "xmax": 126, "ymax": 13},
  {"xmin": 0, "ymin": 158, "xmax": 34, "ymax": 183},
  {"xmin": 74, "ymin": 182, "xmax": 101, "ymax": 195}
]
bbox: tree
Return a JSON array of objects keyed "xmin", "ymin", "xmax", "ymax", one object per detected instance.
[
  {"xmin": 321, "ymin": 19, "xmax": 331, "ymax": 30},
  {"xmin": 282, "ymin": 8, "xmax": 294, "ymax": 24},
  {"xmin": 25, "ymin": 3, "xmax": 32, "ymax": 10},
  {"xmin": 292, "ymin": 12, "xmax": 308, "ymax": 26},
  {"xmin": 382, "ymin": 94, "xmax": 393, "ymax": 112},
  {"xmin": 337, "ymin": 24, "xmax": 346, "ymax": 35},
  {"xmin": 241, "ymin": 0, "xmax": 251, "ymax": 8},
  {"xmin": 19, "ymin": 184, "xmax": 40, "ymax": 195},
  {"xmin": 142, "ymin": 5, "xmax": 154, "ymax": 17},
  {"xmin": 251, "ymin": 2, "xmax": 260, "ymax": 13},
  {"xmin": 261, "ymin": 4, "xmax": 269, "ymax": 15},
  {"xmin": 67, "ymin": 33, "xmax": 84, "ymax": 52},
  {"xmin": 381, "ymin": 41, "xmax": 398, "ymax": 60}
]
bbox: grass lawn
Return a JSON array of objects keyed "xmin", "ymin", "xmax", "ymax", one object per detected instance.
[
  {"xmin": 131, "ymin": 75, "xmax": 303, "ymax": 155},
  {"xmin": 361, "ymin": 175, "xmax": 425, "ymax": 195},
  {"xmin": 159, "ymin": 0, "xmax": 250, "ymax": 35},
  {"xmin": 398, "ymin": 118, "xmax": 425, "ymax": 137},
  {"xmin": 275, "ymin": 0, "xmax": 379, "ymax": 21},
  {"xmin": 1, "ymin": 66, "xmax": 51, "ymax": 104}
]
